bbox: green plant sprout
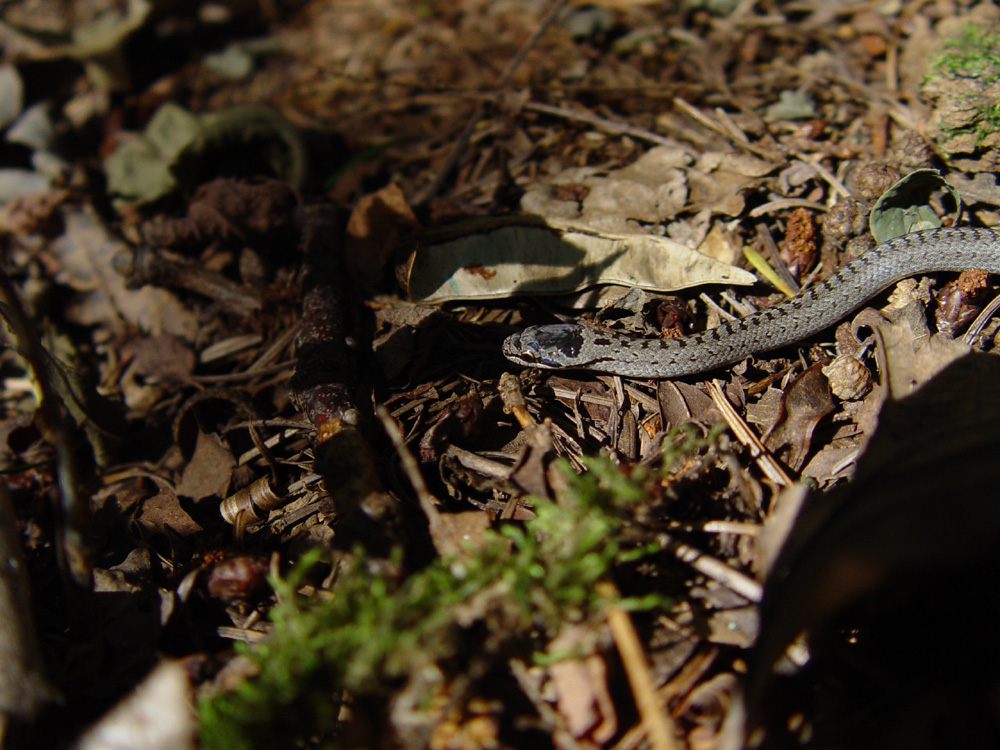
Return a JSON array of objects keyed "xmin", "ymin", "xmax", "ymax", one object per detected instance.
[{"xmin": 199, "ymin": 427, "xmax": 723, "ymax": 750}]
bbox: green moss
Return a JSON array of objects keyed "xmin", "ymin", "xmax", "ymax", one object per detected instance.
[
  {"xmin": 198, "ymin": 428, "xmax": 722, "ymax": 749},
  {"xmin": 926, "ymin": 23, "xmax": 1000, "ymax": 141},
  {"xmin": 930, "ymin": 24, "xmax": 1000, "ymax": 84}
]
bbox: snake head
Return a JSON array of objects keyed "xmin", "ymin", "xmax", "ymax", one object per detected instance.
[{"xmin": 502, "ymin": 324, "xmax": 585, "ymax": 369}]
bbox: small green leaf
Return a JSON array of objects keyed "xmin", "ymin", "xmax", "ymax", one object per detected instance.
[{"xmin": 869, "ymin": 169, "xmax": 961, "ymax": 243}]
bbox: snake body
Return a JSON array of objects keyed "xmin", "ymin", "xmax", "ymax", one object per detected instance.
[{"xmin": 502, "ymin": 227, "xmax": 1000, "ymax": 378}]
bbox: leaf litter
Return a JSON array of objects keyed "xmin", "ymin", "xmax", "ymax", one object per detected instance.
[{"xmin": 0, "ymin": 1, "xmax": 999, "ymax": 749}]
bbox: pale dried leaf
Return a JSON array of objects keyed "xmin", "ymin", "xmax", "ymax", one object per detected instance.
[
  {"xmin": 50, "ymin": 206, "xmax": 199, "ymax": 340},
  {"xmin": 400, "ymin": 221, "xmax": 754, "ymax": 302},
  {"xmin": 548, "ymin": 624, "xmax": 615, "ymax": 741},
  {"xmin": 72, "ymin": 661, "xmax": 196, "ymax": 750}
]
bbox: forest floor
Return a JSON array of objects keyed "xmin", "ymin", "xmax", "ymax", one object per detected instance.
[{"xmin": 1, "ymin": 1, "xmax": 999, "ymax": 749}]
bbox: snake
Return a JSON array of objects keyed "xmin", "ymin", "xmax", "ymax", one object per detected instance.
[{"xmin": 502, "ymin": 227, "xmax": 1000, "ymax": 378}]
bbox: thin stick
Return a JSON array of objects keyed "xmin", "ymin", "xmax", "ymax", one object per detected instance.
[
  {"xmin": 524, "ymin": 101, "xmax": 679, "ymax": 148},
  {"xmin": 599, "ymin": 581, "xmax": 682, "ymax": 750},
  {"xmin": 665, "ymin": 536, "xmax": 763, "ymax": 603},
  {"xmin": 376, "ymin": 405, "xmax": 440, "ymax": 523},
  {"xmin": 708, "ymin": 380, "xmax": 793, "ymax": 488}
]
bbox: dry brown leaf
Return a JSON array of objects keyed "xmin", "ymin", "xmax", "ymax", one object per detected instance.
[
  {"xmin": 122, "ymin": 335, "xmax": 196, "ymax": 383},
  {"xmin": 521, "ymin": 145, "xmax": 692, "ymax": 233},
  {"xmin": 762, "ymin": 365, "xmax": 835, "ymax": 472},
  {"xmin": 175, "ymin": 430, "xmax": 237, "ymax": 502},
  {"xmin": 877, "ymin": 319, "xmax": 972, "ymax": 399},
  {"xmin": 135, "ymin": 485, "xmax": 204, "ymax": 538},
  {"xmin": 548, "ymin": 624, "xmax": 616, "ymax": 742},
  {"xmin": 345, "ymin": 182, "xmax": 419, "ymax": 287}
]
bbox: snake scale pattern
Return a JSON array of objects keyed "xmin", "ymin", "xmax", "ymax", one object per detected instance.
[{"xmin": 502, "ymin": 227, "xmax": 1000, "ymax": 378}]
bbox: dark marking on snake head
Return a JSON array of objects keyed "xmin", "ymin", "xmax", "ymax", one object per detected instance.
[
  {"xmin": 533, "ymin": 324, "xmax": 584, "ymax": 356},
  {"xmin": 503, "ymin": 324, "xmax": 586, "ymax": 368},
  {"xmin": 593, "ymin": 337, "xmax": 612, "ymax": 347}
]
